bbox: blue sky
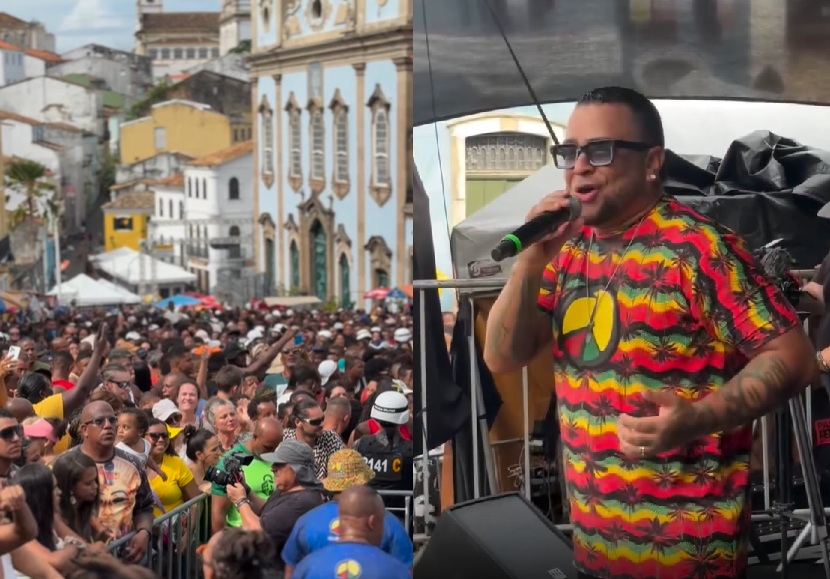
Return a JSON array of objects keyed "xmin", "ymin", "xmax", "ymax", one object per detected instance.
[{"xmin": 7, "ymin": 0, "xmax": 216, "ymax": 53}]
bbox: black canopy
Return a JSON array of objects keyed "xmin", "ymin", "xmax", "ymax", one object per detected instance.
[{"xmin": 414, "ymin": 0, "xmax": 830, "ymax": 126}]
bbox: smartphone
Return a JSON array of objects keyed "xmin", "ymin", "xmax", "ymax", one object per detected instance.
[
  {"xmin": 7, "ymin": 346, "xmax": 20, "ymax": 360},
  {"xmin": 294, "ymin": 334, "xmax": 303, "ymax": 346}
]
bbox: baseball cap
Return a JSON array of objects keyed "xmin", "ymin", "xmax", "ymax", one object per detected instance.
[
  {"xmin": 393, "ymin": 328, "xmax": 412, "ymax": 343},
  {"xmin": 152, "ymin": 399, "xmax": 179, "ymax": 422},
  {"xmin": 371, "ymin": 391, "xmax": 410, "ymax": 425},
  {"xmin": 23, "ymin": 419, "xmax": 57, "ymax": 443},
  {"xmin": 261, "ymin": 439, "xmax": 313, "ymax": 465},
  {"xmin": 318, "ymin": 360, "xmax": 337, "ymax": 386}
]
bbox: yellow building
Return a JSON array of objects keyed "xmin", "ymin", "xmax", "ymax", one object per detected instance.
[
  {"xmin": 119, "ymin": 100, "xmax": 232, "ymax": 166},
  {"xmin": 101, "ymin": 191, "xmax": 155, "ymax": 252}
]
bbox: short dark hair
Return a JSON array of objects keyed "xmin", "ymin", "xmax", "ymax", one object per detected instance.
[{"xmin": 577, "ymin": 86, "xmax": 665, "ymax": 148}]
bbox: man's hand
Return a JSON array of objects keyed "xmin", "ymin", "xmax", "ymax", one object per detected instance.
[
  {"xmin": 226, "ymin": 483, "xmax": 246, "ymax": 503},
  {"xmin": 94, "ymin": 323, "xmax": 110, "ymax": 357},
  {"xmin": 617, "ymin": 390, "xmax": 698, "ymax": 458},
  {"xmin": 0, "ymin": 485, "xmax": 26, "ymax": 512},
  {"xmin": 124, "ymin": 529, "xmax": 149, "ymax": 563}
]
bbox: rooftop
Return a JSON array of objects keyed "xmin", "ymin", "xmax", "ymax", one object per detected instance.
[
  {"xmin": 25, "ymin": 48, "xmax": 61, "ymax": 63},
  {"xmin": 62, "ymin": 74, "xmax": 125, "ymax": 110},
  {"xmin": 0, "ymin": 40, "xmax": 22, "ymax": 52},
  {"xmin": 109, "ymin": 179, "xmax": 154, "ymax": 192},
  {"xmin": 188, "ymin": 140, "xmax": 253, "ymax": 167},
  {"xmin": 155, "ymin": 173, "xmax": 184, "ymax": 187},
  {"xmin": 0, "ymin": 13, "xmax": 28, "ymax": 29},
  {"xmin": 0, "ymin": 110, "xmax": 40, "ymax": 125},
  {"xmin": 102, "ymin": 191, "xmax": 155, "ymax": 212},
  {"xmin": 139, "ymin": 12, "xmax": 220, "ymax": 34}
]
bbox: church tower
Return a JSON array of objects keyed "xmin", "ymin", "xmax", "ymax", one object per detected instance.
[
  {"xmin": 220, "ymin": 0, "xmax": 252, "ymax": 56},
  {"xmin": 135, "ymin": 0, "xmax": 163, "ymax": 53}
]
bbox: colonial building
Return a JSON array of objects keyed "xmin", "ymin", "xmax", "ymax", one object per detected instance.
[
  {"xmin": 219, "ymin": 0, "xmax": 252, "ymax": 56},
  {"xmin": 250, "ymin": 0, "xmax": 413, "ymax": 307},
  {"xmin": 134, "ymin": 0, "xmax": 222, "ymax": 80},
  {"xmin": 0, "ymin": 12, "xmax": 55, "ymax": 52},
  {"xmin": 119, "ymin": 99, "xmax": 232, "ymax": 166}
]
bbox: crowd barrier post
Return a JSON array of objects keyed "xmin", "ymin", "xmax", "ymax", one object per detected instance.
[
  {"xmin": 378, "ymin": 489, "xmax": 413, "ymax": 531},
  {"xmin": 108, "ymin": 493, "xmax": 211, "ymax": 578}
]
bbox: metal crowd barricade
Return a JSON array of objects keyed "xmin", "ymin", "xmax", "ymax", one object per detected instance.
[
  {"xmin": 378, "ymin": 489, "xmax": 413, "ymax": 531},
  {"xmin": 109, "ymin": 493, "xmax": 211, "ymax": 578}
]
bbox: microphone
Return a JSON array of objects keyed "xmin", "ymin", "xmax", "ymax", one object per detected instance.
[{"xmin": 491, "ymin": 196, "xmax": 582, "ymax": 262}]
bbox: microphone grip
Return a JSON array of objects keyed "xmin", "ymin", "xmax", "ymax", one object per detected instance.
[{"xmin": 491, "ymin": 235, "xmax": 522, "ymax": 262}]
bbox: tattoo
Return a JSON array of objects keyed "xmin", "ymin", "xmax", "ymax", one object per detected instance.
[
  {"xmin": 486, "ymin": 272, "xmax": 549, "ymax": 365},
  {"xmin": 687, "ymin": 354, "xmax": 799, "ymax": 437}
]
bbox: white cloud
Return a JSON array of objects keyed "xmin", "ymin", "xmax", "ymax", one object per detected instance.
[{"xmin": 60, "ymin": 0, "xmax": 131, "ymax": 33}]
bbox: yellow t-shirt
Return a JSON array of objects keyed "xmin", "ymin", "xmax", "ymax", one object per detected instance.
[
  {"xmin": 32, "ymin": 393, "xmax": 70, "ymax": 454},
  {"xmin": 148, "ymin": 454, "xmax": 194, "ymax": 518}
]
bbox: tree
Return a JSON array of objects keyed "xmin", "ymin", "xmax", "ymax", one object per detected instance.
[{"xmin": 5, "ymin": 158, "xmax": 56, "ymax": 227}]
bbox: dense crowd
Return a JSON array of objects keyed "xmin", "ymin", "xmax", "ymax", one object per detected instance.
[{"xmin": 0, "ymin": 300, "xmax": 414, "ymax": 578}]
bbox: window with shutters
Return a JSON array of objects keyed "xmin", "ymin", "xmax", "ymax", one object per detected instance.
[
  {"xmin": 367, "ymin": 84, "xmax": 391, "ymax": 207},
  {"xmin": 465, "ymin": 133, "xmax": 548, "ymax": 173},
  {"xmin": 259, "ymin": 95, "xmax": 274, "ymax": 188},
  {"xmin": 285, "ymin": 93, "xmax": 302, "ymax": 192},
  {"xmin": 329, "ymin": 89, "xmax": 350, "ymax": 198}
]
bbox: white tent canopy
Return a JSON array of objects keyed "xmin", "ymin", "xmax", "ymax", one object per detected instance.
[
  {"xmin": 96, "ymin": 279, "xmax": 142, "ymax": 303},
  {"xmin": 49, "ymin": 274, "xmax": 141, "ymax": 306},
  {"xmin": 93, "ymin": 248, "xmax": 196, "ymax": 286}
]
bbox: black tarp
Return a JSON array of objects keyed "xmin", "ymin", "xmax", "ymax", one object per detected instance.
[
  {"xmin": 667, "ymin": 130, "xmax": 830, "ymax": 269},
  {"xmin": 414, "ymin": 0, "xmax": 830, "ymax": 126},
  {"xmin": 412, "ymin": 164, "xmax": 467, "ymax": 456}
]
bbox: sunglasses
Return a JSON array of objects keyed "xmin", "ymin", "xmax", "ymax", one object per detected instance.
[
  {"xmin": 0, "ymin": 425, "xmax": 22, "ymax": 442},
  {"xmin": 147, "ymin": 432, "xmax": 169, "ymax": 441},
  {"xmin": 84, "ymin": 416, "xmax": 117, "ymax": 428},
  {"xmin": 301, "ymin": 416, "xmax": 324, "ymax": 427},
  {"xmin": 108, "ymin": 380, "xmax": 132, "ymax": 390},
  {"xmin": 166, "ymin": 414, "xmax": 182, "ymax": 426},
  {"xmin": 551, "ymin": 139, "xmax": 653, "ymax": 170}
]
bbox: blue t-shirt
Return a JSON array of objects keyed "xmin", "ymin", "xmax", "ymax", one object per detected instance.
[
  {"xmin": 291, "ymin": 543, "xmax": 410, "ymax": 579},
  {"xmin": 282, "ymin": 501, "xmax": 413, "ymax": 568}
]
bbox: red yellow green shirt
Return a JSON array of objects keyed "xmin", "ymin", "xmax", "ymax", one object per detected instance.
[{"xmin": 537, "ymin": 196, "xmax": 799, "ymax": 579}]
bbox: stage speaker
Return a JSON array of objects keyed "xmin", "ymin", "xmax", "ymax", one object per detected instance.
[{"xmin": 414, "ymin": 492, "xmax": 577, "ymax": 579}]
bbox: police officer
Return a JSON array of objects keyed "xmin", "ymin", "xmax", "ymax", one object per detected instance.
[{"xmin": 352, "ymin": 391, "xmax": 413, "ymax": 522}]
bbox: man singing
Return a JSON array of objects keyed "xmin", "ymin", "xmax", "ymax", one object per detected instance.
[{"xmin": 484, "ymin": 87, "xmax": 815, "ymax": 579}]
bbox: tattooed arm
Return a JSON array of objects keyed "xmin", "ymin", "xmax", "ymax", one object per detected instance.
[
  {"xmin": 483, "ymin": 262, "xmax": 553, "ymax": 374},
  {"xmin": 684, "ymin": 328, "xmax": 815, "ymax": 439}
]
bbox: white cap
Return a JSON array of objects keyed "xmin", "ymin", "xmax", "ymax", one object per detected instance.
[
  {"xmin": 152, "ymin": 399, "xmax": 179, "ymax": 422},
  {"xmin": 393, "ymin": 328, "xmax": 412, "ymax": 343},
  {"xmin": 333, "ymin": 322, "xmax": 344, "ymax": 331},
  {"xmin": 125, "ymin": 331, "xmax": 141, "ymax": 341},
  {"xmin": 318, "ymin": 329, "xmax": 332, "ymax": 340},
  {"xmin": 277, "ymin": 392, "xmax": 291, "ymax": 406},
  {"xmin": 370, "ymin": 326, "xmax": 381, "ymax": 333},
  {"xmin": 371, "ymin": 391, "xmax": 410, "ymax": 425},
  {"xmin": 318, "ymin": 360, "xmax": 337, "ymax": 385},
  {"xmin": 247, "ymin": 328, "xmax": 264, "ymax": 341},
  {"xmin": 356, "ymin": 329, "xmax": 372, "ymax": 341}
]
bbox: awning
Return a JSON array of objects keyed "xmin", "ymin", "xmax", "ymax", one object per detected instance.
[{"xmin": 262, "ymin": 296, "xmax": 323, "ymax": 307}]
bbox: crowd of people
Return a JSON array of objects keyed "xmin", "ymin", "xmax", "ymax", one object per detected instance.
[{"xmin": 0, "ymin": 301, "xmax": 414, "ymax": 578}]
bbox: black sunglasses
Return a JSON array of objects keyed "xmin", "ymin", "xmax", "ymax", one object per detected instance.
[
  {"xmin": 0, "ymin": 425, "xmax": 22, "ymax": 442},
  {"xmin": 84, "ymin": 416, "xmax": 117, "ymax": 428},
  {"xmin": 147, "ymin": 432, "xmax": 169, "ymax": 441},
  {"xmin": 108, "ymin": 379, "xmax": 132, "ymax": 390},
  {"xmin": 301, "ymin": 416, "xmax": 324, "ymax": 427},
  {"xmin": 551, "ymin": 139, "xmax": 653, "ymax": 169}
]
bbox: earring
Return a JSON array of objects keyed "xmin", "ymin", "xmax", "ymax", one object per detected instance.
[
  {"xmin": 648, "ymin": 174, "xmax": 657, "ymax": 180},
  {"xmin": 70, "ymin": 495, "xmax": 76, "ymax": 506}
]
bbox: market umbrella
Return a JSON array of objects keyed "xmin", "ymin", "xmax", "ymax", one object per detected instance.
[
  {"xmin": 155, "ymin": 294, "xmax": 201, "ymax": 309},
  {"xmin": 363, "ymin": 287, "xmax": 390, "ymax": 300}
]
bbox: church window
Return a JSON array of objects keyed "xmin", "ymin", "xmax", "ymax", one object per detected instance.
[
  {"xmin": 212, "ymin": 48, "xmax": 219, "ymax": 58},
  {"xmin": 259, "ymin": 95, "xmax": 275, "ymax": 188},
  {"xmin": 186, "ymin": 48, "xmax": 195, "ymax": 59},
  {"xmin": 149, "ymin": 49, "xmax": 158, "ymax": 60},
  {"xmin": 310, "ymin": 109, "xmax": 324, "ymax": 182},
  {"xmin": 173, "ymin": 48, "xmax": 183, "ymax": 59},
  {"xmin": 199, "ymin": 47, "xmax": 208, "ymax": 59},
  {"xmin": 367, "ymin": 84, "xmax": 391, "ymax": 205},
  {"xmin": 329, "ymin": 89, "xmax": 350, "ymax": 198},
  {"xmin": 161, "ymin": 48, "xmax": 170, "ymax": 60},
  {"xmin": 285, "ymin": 93, "xmax": 302, "ymax": 192}
]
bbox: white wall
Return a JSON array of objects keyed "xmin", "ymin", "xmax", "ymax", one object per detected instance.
[
  {"xmin": 0, "ymin": 77, "xmax": 101, "ymax": 135},
  {"xmin": 0, "ymin": 48, "xmax": 25, "ymax": 87},
  {"xmin": 22, "ymin": 55, "xmax": 45, "ymax": 79},
  {"xmin": 151, "ymin": 185, "xmax": 186, "ymax": 263}
]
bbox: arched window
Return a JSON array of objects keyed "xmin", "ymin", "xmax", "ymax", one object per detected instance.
[
  {"xmin": 334, "ymin": 109, "xmax": 348, "ymax": 182},
  {"xmin": 179, "ymin": 201, "xmax": 183, "ymax": 219},
  {"xmin": 168, "ymin": 199, "xmax": 173, "ymax": 217},
  {"xmin": 228, "ymin": 225, "xmax": 241, "ymax": 258},
  {"xmin": 158, "ymin": 198, "xmax": 163, "ymax": 217},
  {"xmin": 202, "ymin": 178, "xmax": 207, "ymax": 199},
  {"xmin": 310, "ymin": 110, "xmax": 324, "ymax": 181},
  {"xmin": 373, "ymin": 109, "xmax": 389, "ymax": 186},
  {"xmin": 228, "ymin": 177, "xmax": 240, "ymax": 200}
]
